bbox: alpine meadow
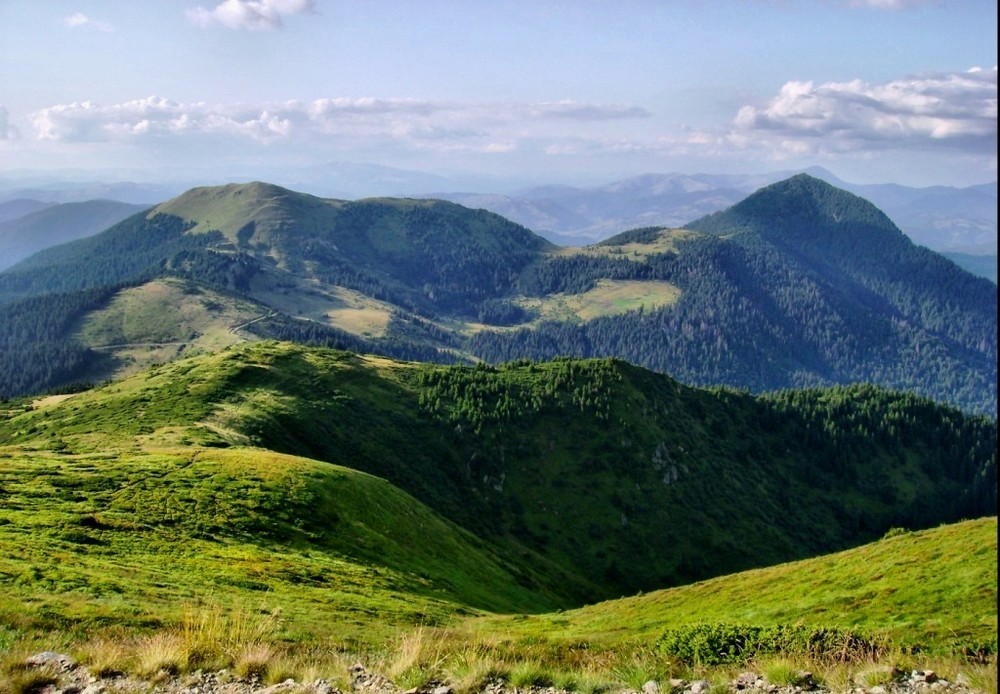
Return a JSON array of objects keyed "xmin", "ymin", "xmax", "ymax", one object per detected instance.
[{"xmin": 0, "ymin": 167, "xmax": 995, "ymax": 694}]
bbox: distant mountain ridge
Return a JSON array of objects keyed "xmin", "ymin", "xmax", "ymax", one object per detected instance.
[
  {"xmin": 432, "ymin": 168, "xmax": 997, "ymax": 256},
  {"xmin": 0, "ymin": 175, "xmax": 994, "ymax": 415},
  {"xmin": 0, "ymin": 199, "xmax": 148, "ymax": 270},
  {"xmin": 0, "ymin": 198, "xmax": 56, "ymax": 223},
  {"xmin": 3, "ymin": 166, "xmax": 993, "ymax": 260}
]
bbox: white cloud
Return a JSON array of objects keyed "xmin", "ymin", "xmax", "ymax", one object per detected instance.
[
  {"xmin": 62, "ymin": 12, "xmax": 115, "ymax": 32},
  {"xmin": 732, "ymin": 68, "xmax": 997, "ymax": 154},
  {"xmin": 841, "ymin": 0, "xmax": 934, "ymax": 8},
  {"xmin": 32, "ymin": 97, "xmax": 297, "ymax": 143},
  {"xmin": 27, "ymin": 96, "xmax": 650, "ymax": 149},
  {"xmin": 187, "ymin": 0, "xmax": 315, "ymax": 31},
  {"xmin": 17, "ymin": 73, "xmax": 993, "ymax": 187}
]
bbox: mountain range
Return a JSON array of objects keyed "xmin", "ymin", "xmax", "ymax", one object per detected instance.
[
  {"xmin": 0, "ymin": 174, "xmax": 994, "ymax": 416},
  {"xmin": 429, "ymin": 167, "xmax": 998, "ymax": 257},
  {"xmin": 2, "ymin": 165, "xmax": 995, "ymax": 259},
  {"xmin": 1, "ymin": 339, "xmax": 994, "ymax": 604}
]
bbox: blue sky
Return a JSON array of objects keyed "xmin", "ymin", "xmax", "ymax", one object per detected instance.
[{"xmin": 0, "ymin": 0, "xmax": 996, "ymax": 191}]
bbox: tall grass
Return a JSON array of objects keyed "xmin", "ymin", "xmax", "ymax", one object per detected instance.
[{"xmin": 2, "ymin": 621, "xmax": 996, "ymax": 694}]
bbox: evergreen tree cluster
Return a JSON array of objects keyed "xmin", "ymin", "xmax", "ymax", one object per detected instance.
[
  {"xmin": 0, "ymin": 286, "xmax": 119, "ymax": 398},
  {"xmin": 245, "ymin": 311, "xmax": 464, "ymax": 365}
]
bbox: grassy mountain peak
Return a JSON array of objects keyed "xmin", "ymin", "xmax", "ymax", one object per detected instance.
[{"xmin": 151, "ymin": 181, "xmax": 340, "ymax": 246}]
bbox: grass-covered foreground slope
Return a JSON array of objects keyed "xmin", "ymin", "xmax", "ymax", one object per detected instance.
[
  {"xmin": 1, "ymin": 341, "xmax": 994, "ymax": 607},
  {"xmin": 473, "ymin": 517, "xmax": 997, "ymax": 657},
  {"xmin": 0, "ymin": 444, "xmax": 571, "ymax": 646}
]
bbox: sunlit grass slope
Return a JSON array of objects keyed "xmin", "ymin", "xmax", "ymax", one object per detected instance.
[
  {"xmin": 0, "ymin": 445, "xmax": 563, "ymax": 647},
  {"xmin": 72, "ymin": 277, "xmax": 271, "ymax": 382},
  {"xmin": 473, "ymin": 517, "xmax": 997, "ymax": 656}
]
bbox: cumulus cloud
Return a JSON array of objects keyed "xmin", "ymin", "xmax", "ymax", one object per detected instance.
[
  {"xmin": 32, "ymin": 97, "xmax": 297, "ymax": 143},
  {"xmin": 187, "ymin": 0, "xmax": 315, "ymax": 31},
  {"xmin": 62, "ymin": 12, "xmax": 115, "ymax": 32},
  {"xmin": 732, "ymin": 68, "xmax": 997, "ymax": 154}
]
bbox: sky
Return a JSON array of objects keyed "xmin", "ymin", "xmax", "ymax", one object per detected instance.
[{"xmin": 0, "ymin": 0, "xmax": 996, "ymax": 193}]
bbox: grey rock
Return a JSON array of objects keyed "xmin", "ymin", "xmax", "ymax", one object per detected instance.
[
  {"xmin": 257, "ymin": 678, "xmax": 298, "ymax": 694},
  {"xmin": 349, "ymin": 664, "xmax": 399, "ymax": 694},
  {"xmin": 27, "ymin": 652, "xmax": 77, "ymax": 671},
  {"xmin": 688, "ymin": 680, "xmax": 711, "ymax": 694},
  {"xmin": 642, "ymin": 681, "xmax": 660, "ymax": 694}
]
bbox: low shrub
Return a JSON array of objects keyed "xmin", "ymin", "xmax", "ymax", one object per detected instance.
[{"xmin": 655, "ymin": 624, "xmax": 886, "ymax": 666}]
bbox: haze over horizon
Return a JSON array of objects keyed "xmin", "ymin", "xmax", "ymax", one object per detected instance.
[{"xmin": 0, "ymin": 0, "xmax": 996, "ymax": 193}]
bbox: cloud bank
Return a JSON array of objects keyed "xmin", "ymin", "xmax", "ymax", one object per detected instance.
[
  {"xmin": 7, "ymin": 68, "xmax": 995, "ymax": 186},
  {"xmin": 187, "ymin": 0, "xmax": 316, "ymax": 31},
  {"xmin": 27, "ymin": 96, "xmax": 650, "ymax": 155}
]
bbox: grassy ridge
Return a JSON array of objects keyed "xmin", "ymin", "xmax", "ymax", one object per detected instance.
[
  {"xmin": 471, "ymin": 517, "xmax": 997, "ymax": 655},
  {"xmin": 0, "ymin": 341, "xmax": 993, "ymax": 605},
  {"xmin": 72, "ymin": 277, "xmax": 270, "ymax": 383}
]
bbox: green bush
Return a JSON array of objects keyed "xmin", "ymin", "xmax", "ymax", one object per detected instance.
[{"xmin": 654, "ymin": 624, "xmax": 885, "ymax": 665}]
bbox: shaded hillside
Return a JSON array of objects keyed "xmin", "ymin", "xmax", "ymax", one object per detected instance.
[
  {"xmin": 0, "ymin": 199, "xmax": 148, "ymax": 271},
  {"xmin": 687, "ymin": 174, "xmax": 996, "ymax": 372},
  {"xmin": 0, "ymin": 198, "xmax": 55, "ymax": 223},
  {"xmin": 2, "ymin": 342, "xmax": 992, "ymax": 601}
]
